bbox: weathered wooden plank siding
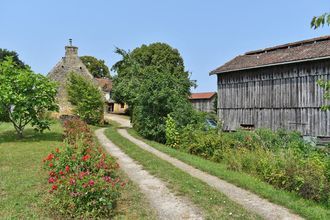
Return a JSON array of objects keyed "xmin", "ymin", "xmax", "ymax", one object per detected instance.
[
  {"xmin": 191, "ymin": 97, "xmax": 216, "ymax": 113},
  {"xmin": 217, "ymin": 60, "xmax": 330, "ymax": 137}
]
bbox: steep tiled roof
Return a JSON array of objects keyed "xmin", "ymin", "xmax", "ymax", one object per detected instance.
[
  {"xmin": 95, "ymin": 78, "xmax": 112, "ymax": 92},
  {"xmin": 189, "ymin": 92, "xmax": 216, "ymax": 100},
  {"xmin": 211, "ymin": 35, "xmax": 330, "ymax": 75}
]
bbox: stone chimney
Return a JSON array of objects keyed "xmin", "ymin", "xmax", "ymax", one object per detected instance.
[{"xmin": 65, "ymin": 39, "xmax": 78, "ymax": 57}]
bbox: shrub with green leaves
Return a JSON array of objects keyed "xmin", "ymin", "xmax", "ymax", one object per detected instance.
[
  {"xmin": 166, "ymin": 124, "xmax": 330, "ymax": 204},
  {"xmin": 43, "ymin": 119, "xmax": 123, "ymax": 218},
  {"xmin": 67, "ymin": 72, "xmax": 104, "ymax": 125}
]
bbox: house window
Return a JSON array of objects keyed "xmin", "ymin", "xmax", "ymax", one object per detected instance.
[{"xmin": 120, "ymin": 103, "xmax": 125, "ymax": 108}]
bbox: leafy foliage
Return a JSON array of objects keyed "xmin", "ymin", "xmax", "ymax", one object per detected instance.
[
  {"xmin": 112, "ymin": 43, "xmax": 195, "ymax": 142},
  {"xmin": 317, "ymin": 79, "xmax": 330, "ymax": 110},
  {"xmin": 43, "ymin": 119, "xmax": 123, "ymax": 218},
  {"xmin": 0, "ymin": 48, "xmax": 27, "ymax": 69},
  {"xmin": 311, "ymin": 13, "xmax": 330, "ymax": 29},
  {"xmin": 67, "ymin": 72, "xmax": 104, "ymax": 125},
  {"xmin": 0, "ymin": 57, "xmax": 59, "ymax": 137},
  {"xmin": 80, "ymin": 56, "xmax": 111, "ymax": 78},
  {"xmin": 165, "ymin": 124, "xmax": 330, "ymax": 204}
]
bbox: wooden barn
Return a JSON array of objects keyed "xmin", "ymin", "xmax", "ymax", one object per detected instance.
[
  {"xmin": 210, "ymin": 36, "xmax": 330, "ymax": 137},
  {"xmin": 189, "ymin": 92, "xmax": 217, "ymax": 113}
]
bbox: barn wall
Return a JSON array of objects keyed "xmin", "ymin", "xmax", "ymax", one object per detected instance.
[
  {"xmin": 191, "ymin": 97, "xmax": 216, "ymax": 113},
  {"xmin": 217, "ymin": 59, "xmax": 330, "ymax": 137}
]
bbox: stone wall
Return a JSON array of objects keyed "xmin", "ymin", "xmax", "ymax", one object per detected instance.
[{"xmin": 47, "ymin": 45, "xmax": 94, "ymax": 116}]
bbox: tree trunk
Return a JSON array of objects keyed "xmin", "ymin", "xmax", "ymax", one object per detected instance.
[{"xmin": 17, "ymin": 129, "xmax": 23, "ymax": 139}]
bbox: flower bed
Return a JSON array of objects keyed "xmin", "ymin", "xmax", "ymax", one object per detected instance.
[{"xmin": 43, "ymin": 118, "xmax": 124, "ymax": 218}]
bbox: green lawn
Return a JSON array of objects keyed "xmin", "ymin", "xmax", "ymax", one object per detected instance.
[
  {"xmin": 127, "ymin": 128, "xmax": 330, "ymax": 220},
  {"xmin": 0, "ymin": 122, "xmax": 157, "ymax": 219},
  {"xmin": 0, "ymin": 122, "xmax": 63, "ymax": 219},
  {"xmin": 105, "ymin": 123, "xmax": 261, "ymax": 220}
]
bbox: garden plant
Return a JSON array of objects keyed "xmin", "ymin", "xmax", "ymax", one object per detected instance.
[{"xmin": 42, "ymin": 118, "xmax": 124, "ymax": 218}]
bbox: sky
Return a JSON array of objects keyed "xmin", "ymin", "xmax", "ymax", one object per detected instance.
[{"xmin": 1, "ymin": 0, "xmax": 329, "ymax": 92}]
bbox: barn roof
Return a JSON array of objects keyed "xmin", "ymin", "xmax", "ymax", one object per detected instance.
[
  {"xmin": 210, "ymin": 35, "xmax": 330, "ymax": 75},
  {"xmin": 95, "ymin": 78, "xmax": 112, "ymax": 92},
  {"xmin": 189, "ymin": 92, "xmax": 216, "ymax": 100}
]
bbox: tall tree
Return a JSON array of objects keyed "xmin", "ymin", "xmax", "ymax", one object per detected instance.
[
  {"xmin": 80, "ymin": 56, "xmax": 111, "ymax": 78},
  {"xmin": 112, "ymin": 43, "xmax": 194, "ymax": 142},
  {"xmin": 0, "ymin": 49, "xmax": 27, "ymax": 69},
  {"xmin": 0, "ymin": 57, "xmax": 59, "ymax": 137}
]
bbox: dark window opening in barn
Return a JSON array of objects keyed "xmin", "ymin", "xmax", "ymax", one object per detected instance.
[
  {"xmin": 120, "ymin": 103, "xmax": 125, "ymax": 108},
  {"xmin": 240, "ymin": 124, "xmax": 255, "ymax": 130}
]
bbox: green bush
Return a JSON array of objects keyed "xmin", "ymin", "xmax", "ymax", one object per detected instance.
[
  {"xmin": 165, "ymin": 125, "xmax": 330, "ymax": 205},
  {"xmin": 0, "ymin": 111, "xmax": 10, "ymax": 122},
  {"xmin": 67, "ymin": 72, "xmax": 104, "ymax": 125}
]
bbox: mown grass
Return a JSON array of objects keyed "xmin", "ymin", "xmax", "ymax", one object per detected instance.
[
  {"xmin": 0, "ymin": 122, "xmax": 63, "ymax": 219},
  {"xmin": 0, "ymin": 122, "xmax": 157, "ymax": 219},
  {"xmin": 127, "ymin": 128, "xmax": 330, "ymax": 220},
  {"xmin": 105, "ymin": 123, "xmax": 261, "ymax": 220}
]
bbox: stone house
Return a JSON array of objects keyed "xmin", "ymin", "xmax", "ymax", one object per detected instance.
[
  {"xmin": 189, "ymin": 92, "xmax": 217, "ymax": 113},
  {"xmin": 210, "ymin": 35, "xmax": 330, "ymax": 138},
  {"xmin": 47, "ymin": 41, "xmax": 127, "ymax": 115}
]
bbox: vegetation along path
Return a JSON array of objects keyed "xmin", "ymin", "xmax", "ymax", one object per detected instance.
[
  {"xmin": 95, "ymin": 128, "xmax": 203, "ymax": 220},
  {"xmin": 110, "ymin": 114, "xmax": 304, "ymax": 220}
]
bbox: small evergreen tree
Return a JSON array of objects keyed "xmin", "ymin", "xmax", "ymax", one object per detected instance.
[{"xmin": 67, "ymin": 72, "xmax": 104, "ymax": 125}]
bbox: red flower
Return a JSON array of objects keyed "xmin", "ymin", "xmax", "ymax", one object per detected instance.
[
  {"xmin": 69, "ymin": 178, "xmax": 76, "ymax": 185},
  {"xmin": 89, "ymin": 180, "xmax": 95, "ymax": 186},
  {"xmin": 49, "ymin": 171, "xmax": 56, "ymax": 177},
  {"xmin": 65, "ymin": 165, "xmax": 70, "ymax": 172},
  {"xmin": 104, "ymin": 176, "xmax": 111, "ymax": 182},
  {"xmin": 55, "ymin": 148, "xmax": 60, "ymax": 153},
  {"xmin": 48, "ymin": 177, "xmax": 56, "ymax": 183},
  {"xmin": 82, "ymin": 155, "xmax": 91, "ymax": 161},
  {"xmin": 59, "ymin": 170, "xmax": 64, "ymax": 175},
  {"xmin": 49, "ymin": 163, "xmax": 53, "ymax": 167},
  {"xmin": 52, "ymin": 185, "xmax": 58, "ymax": 190},
  {"xmin": 46, "ymin": 153, "xmax": 54, "ymax": 161}
]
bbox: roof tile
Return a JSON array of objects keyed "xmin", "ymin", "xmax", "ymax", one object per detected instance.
[
  {"xmin": 189, "ymin": 92, "xmax": 216, "ymax": 100},
  {"xmin": 211, "ymin": 35, "xmax": 330, "ymax": 74}
]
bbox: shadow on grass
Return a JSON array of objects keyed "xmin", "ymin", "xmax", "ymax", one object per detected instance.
[{"xmin": 0, "ymin": 128, "xmax": 63, "ymax": 143}]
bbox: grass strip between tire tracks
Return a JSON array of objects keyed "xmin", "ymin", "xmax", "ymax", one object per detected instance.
[{"xmin": 105, "ymin": 123, "xmax": 261, "ymax": 220}]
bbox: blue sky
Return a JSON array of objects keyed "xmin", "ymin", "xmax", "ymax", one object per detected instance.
[{"xmin": 1, "ymin": 0, "xmax": 329, "ymax": 92}]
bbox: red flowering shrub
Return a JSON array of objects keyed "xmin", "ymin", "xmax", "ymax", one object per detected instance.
[
  {"xmin": 43, "ymin": 118, "xmax": 123, "ymax": 218},
  {"xmin": 63, "ymin": 118, "xmax": 93, "ymax": 144}
]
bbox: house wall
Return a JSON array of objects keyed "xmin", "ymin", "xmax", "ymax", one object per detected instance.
[
  {"xmin": 217, "ymin": 59, "xmax": 330, "ymax": 137},
  {"xmin": 191, "ymin": 97, "xmax": 216, "ymax": 113},
  {"xmin": 113, "ymin": 103, "xmax": 128, "ymax": 114}
]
